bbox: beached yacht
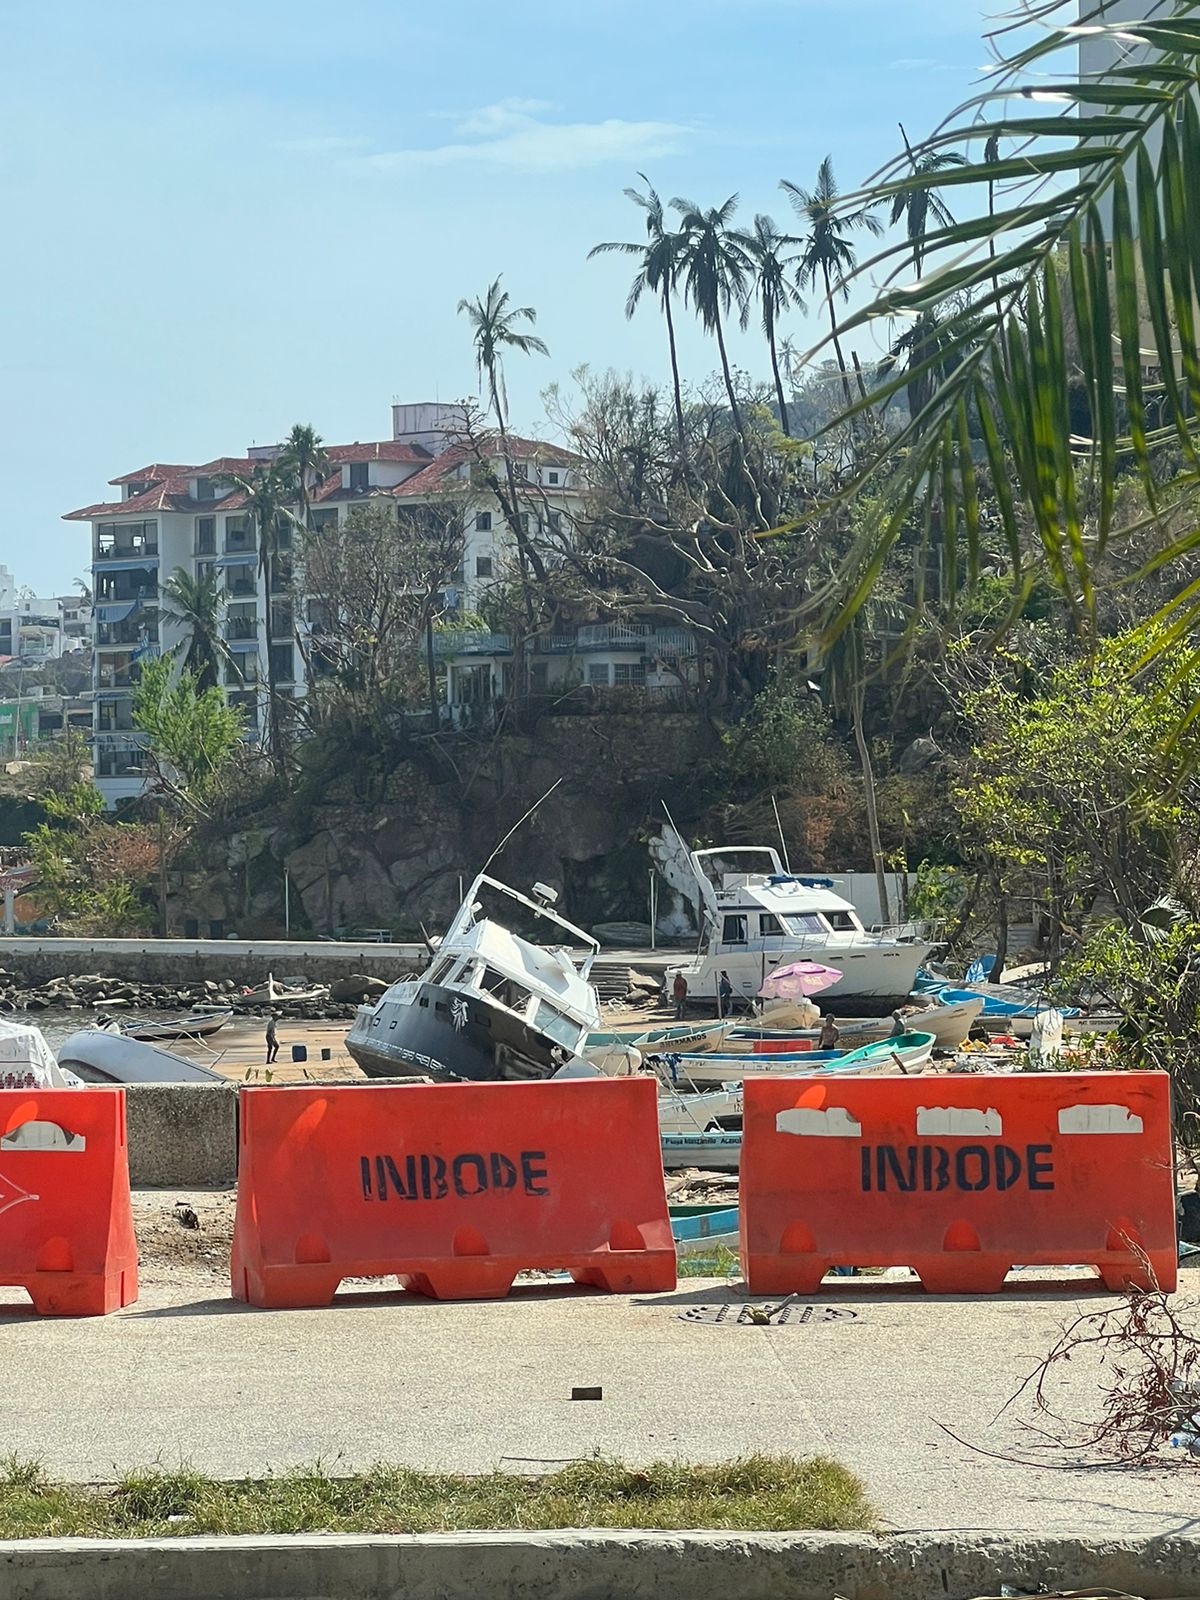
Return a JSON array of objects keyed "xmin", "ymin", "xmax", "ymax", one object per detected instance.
[
  {"xmin": 345, "ymin": 874, "xmax": 602, "ymax": 1081},
  {"xmin": 665, "ymin": 846, "xmax": 934, "ymax": 1011}
]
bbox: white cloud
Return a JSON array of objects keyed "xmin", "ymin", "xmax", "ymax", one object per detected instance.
[{"xmin": 366, "ymin": 98, "xmax": 692, "ymax": 174}]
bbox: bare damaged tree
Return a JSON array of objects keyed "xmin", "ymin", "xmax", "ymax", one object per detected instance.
[{"xmin": 298, "ymin": 500, "xmax": 464, "ymax": 733}]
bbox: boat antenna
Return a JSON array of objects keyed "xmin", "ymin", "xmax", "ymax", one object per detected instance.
[
  {"xmin": 479, "ymin": 777, "xmax": 563, "ymax": 878},
  {"xmin": 771, "ymin": 794, "xmax": 792, "ymax": 873}
]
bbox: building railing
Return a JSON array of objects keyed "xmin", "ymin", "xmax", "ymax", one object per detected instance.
[
  {"xmin": 95, "ymin": 544, "xmax": 158, "ymax": 563},
  {"xmin": 575, "ymin": 623, "xmax": 649, "ymax": 649},
  {"xmin": 433, "ymin": 630, "xmax": 513, "ymax": 658}
]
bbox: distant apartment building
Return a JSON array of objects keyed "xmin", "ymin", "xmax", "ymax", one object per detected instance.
[
  {"xmin": 0, "ymin": 563, "xmax": 91, "ymax": 666},
  {"xmin": 64, "ymin": 402, "xmax": 611, "ymax": 805}
]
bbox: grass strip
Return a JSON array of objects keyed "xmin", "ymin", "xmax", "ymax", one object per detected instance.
[{"xmin": 0, "ymin": 1453, "xmax": 873, "ymax": 1539}]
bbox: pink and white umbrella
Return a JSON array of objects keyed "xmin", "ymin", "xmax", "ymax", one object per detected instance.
[{"xmin": 757, "ymin": 960, "xmax": 844, "ymax": 1001}]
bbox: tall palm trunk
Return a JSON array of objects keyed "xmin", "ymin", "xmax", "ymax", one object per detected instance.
[
  {"xmin": 765, "ymin": 308, "xmax": 791, "ymax": 436},
  {"xmin": 712, "ymin": 308, "xmax": 745, "ymax": 438},
  {"xmin": 662, "ymin": 285, "xmax": 687, "ymax": 451},
  {"xmin": 822, "ymin": 259, "xmax": 855, "ymax": 412},
  {"xmin": 852, "ymin": 696, "xmax": 891, "ymax": 927},
  {"xmin": 262, "ymin": 543, "xmax": 284, "ymax": 772}
]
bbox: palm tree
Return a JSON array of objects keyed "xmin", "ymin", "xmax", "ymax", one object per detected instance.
[
  {"xmin": 277, "ymin": 423, "xmax": 330, "ymax": 531},
  {"xmin": 794, "ymin": 0, "xmax": 1200, "ymax": 678},
  {"xmin": 589, "ymin": 176, "xmax": 688, "ymax": 451},
  {"xmin": 781, "ymin": 156, "xmax": 882, "ymax": 411},
  {"xmin": 670, "ymin": 195, "xmax": 753, "ymax": 435},
  {"xmin": 739, "ymin": 213, "xmax": 805, "ymax": 435},
  {"xmin": 231, "ymin": 463, "xmax": 295, "ymax": 770},
  {"xmin": 892, "ymin": 125, "xmax": 966, "ymax": 275},
  {"xmin": 159, "ymin": 568, "xmax": 230, "ymax": 693},
  {"xmin": 457, "ymin": 277, "xmax": 551, "ymax": 591}
]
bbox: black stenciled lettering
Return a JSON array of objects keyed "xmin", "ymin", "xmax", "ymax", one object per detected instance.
[
  {"xmin": 994, "ymin": 1146, "xmax": 1022, "ymax": 1191},
  {"xmin": 420, "ymin": 1154, "xmax": 448, "ymax": 1200},
  {"xmin": 860, "ymin": 1146, "xmax": 871, "ymax": 1191},
  {"xmin": 877, "ymin": 1146, "xmax": 917, "ymax": 1192},
  {"xmin": 955, "ymin": 1145, "xmax": 990, "ymax": 1191},
  {"xmin": 521, "ymin": 1150, "xmax": 549, "ymax": 1196},
  {"xmin": 1028, "ymin": 1144, "xmax": 1055, "ymax": 1190},
  {"xmin": 453, "ymin": 1153, "xmax": 488, "ymax": 1197},
  {"xmin": 361, "ymin": 1156, "xmax": 372, "ymax": 1201},
  {"xmin": 490, "ymin": 1153, "xmax": 517, "ymax": 1190},
  {"xmin": 920, "ymin": 1145, "xmax": 950, "ymax": 1192}
]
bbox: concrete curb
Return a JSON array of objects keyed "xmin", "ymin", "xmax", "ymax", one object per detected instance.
[{"xmin": 2, "ymin": 1529, "xmax": 1200, "ymax": 1600}]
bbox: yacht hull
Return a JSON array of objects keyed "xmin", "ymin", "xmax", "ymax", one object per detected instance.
[
  {"xmin": 674, "ymin": 943, "xmax": 932, "ymax": 1012},
  {"xmin": 345, "ymin": 981, "xmax": 564, "ymax": 1083}
]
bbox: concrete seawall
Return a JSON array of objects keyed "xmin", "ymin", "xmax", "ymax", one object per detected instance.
[
  {"xmin": 0, "ymin": 936, "xmax": 425, "ymax": 988},
  {"xmin": 124, "ymin": 1083, "xmax": 238, "ymax": 1188},
  {"xmin": 2, "ymin": 1530, "xmax": 1199, "ymax": 1600}
]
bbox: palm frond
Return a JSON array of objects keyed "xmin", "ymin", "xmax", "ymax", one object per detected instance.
[{"xmin": 792, "ymin": 0, "xmax": 1200, "ymax": 672}]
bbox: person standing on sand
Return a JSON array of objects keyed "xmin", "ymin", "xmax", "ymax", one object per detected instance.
[
  {"xmin": 672, "ymin": 972, "xmax": 688, "ymax": 1020},
  {"xmin": 265, "ymin": 1012, "xmax": 279, "ymax": 1065}
]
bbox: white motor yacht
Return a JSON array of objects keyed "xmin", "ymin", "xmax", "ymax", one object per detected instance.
[
  {"xmin": 345, "ymin": 874, "xmax": 602, "ymax": 1081},
  {"xmin": 665, "ymin": 846, "xmax": 935, "ymax": 1011}
]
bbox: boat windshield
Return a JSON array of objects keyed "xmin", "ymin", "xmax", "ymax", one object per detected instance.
[
  {"xmin": 533, "ymin": 999, "xmax": 582, "ymax": 1050},
  {"xmin": 783, "ymin": 913, "xmax": 825, "ymax": 935}
]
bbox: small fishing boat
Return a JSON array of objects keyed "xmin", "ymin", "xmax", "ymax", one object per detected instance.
[
  {"xmin": 925, "ymin": 983, "xmax": 1079, "ymax": 1038},
  {"xmin": 57, "ymin": 1029, "xmax": 229, "ymax": 1084},
  {"xmin": 657, "ymin": 1086, "xmax": 742, "ymax": 1132},
  {"xmin": 661, "ymin": 1130, "xmax": 742, "ymax": 1172},
  {"xmin": 233, "ymin": 977, "xmax": 327, "ymax": 1010},
  {"xmin": 653, "ymin": 1031, "xmax": 936, "ymax": 1085},
  {"xmin": 753, "ymin": 995, "xmax": 984, "ymax": 1050},
  {"xmin": 671, "ymin": 1205, "xmax": 739, "ymax": 1255},
  {"xmin": 112, "ymin": 1009, "xmax": 233, "ymax": 1043}
]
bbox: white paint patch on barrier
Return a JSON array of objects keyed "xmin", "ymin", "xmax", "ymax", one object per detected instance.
[
  {"xmin": 776, "ymin": 1106, "xmax": 863, "ymax": 1138},
  {"xmin": 0, "ymin": 1122, "xmax": 85, "ymax": 1152},
  {"xmin": 1058, "ymin": 1104, "xmax": 1144, "ymax": 1135},
  {"xmin": 915, "ymin": 1106, "xmax": 1002, "ymax": 1138}
]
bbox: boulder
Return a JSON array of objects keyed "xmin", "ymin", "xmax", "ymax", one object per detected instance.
[{"xmin": 329, "ymin": 974, "xmax": 388, "ymax": 1005}]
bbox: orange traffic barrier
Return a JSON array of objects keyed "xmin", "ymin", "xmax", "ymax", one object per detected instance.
[
  {"xmin": 0, "ymin": 1089, "xmax": 138, "ymax": 1315},
  {"xmin": 753, "ymin": 1039, "xmax": 812, "ymax": 1054},
  {"xmin": 232, "ymin": 1078, "xmax": 676, "ymax": 1306},
  {"xmin": 740, "ymin": 1071, "xmax": 1176, "ymax": 1295}
]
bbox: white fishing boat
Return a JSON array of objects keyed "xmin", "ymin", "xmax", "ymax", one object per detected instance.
[
  {"xmin": 346, "ymin": 875, "xmax": 602, "ymax": 1083},
  {"xmin": 57, "ymin": 1028, "xmax": 229, "ymax": 1084},
  {"xmin": 753, "ymin": 994, "xmax": 984, "ymax": 1050},
  {"xmin": 661, "ymin": 1130, "xmax": 742, "ymax": 1172},
  {"xmin": 654, "ymin": 1030, "xmax": 936, "ymax": 1085},
  {"xmin": 110, "ymin": 1009, "xmax": 233, "ymax": 1043},
  {"xmin": 657, "ymin": 1086, "xmax": 742, "ymax": 1133},
  {"xmin": 664, "ymin": 847, "xmax": 934, "ymax": 1011}
]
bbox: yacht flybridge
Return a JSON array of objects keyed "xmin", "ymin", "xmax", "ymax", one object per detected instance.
[
  {"xmin": 346, "ymin": 874, "xmax": 602, "ymax": 1082},
  {"xmin": 665, "ymin": 846, "xmax": 935, "ymax": 1011}
]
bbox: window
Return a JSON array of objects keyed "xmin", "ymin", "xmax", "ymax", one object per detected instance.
[
  {"xmin": 759, "ymin": 913, "xmax": 784, "ymax": 938},
  {"xmin": 823, "ymin": 909, "xmax": 858, "ymax": 932},
  {"xmin": 548, "ymin": 511, "xmax": 563, "ymax": 534},
  {"xmin": 534, "ymin": 999, "xmax": 581, "ymax": 1050},
  {"xmin": 512, "ymin": 462, "xmax": 528, "ymax": 481},
  {"xmin": 196, "ymin": 561, "xmax": 214, "ymax": 584},
  {"xmin": 475, "ymin": 512, "xmax": 492, "ymax": 532},
  {"xmin": 194, "ymin": 516, "xmax": 216, "ymax": 554},
  {"xmin": 521, "ymin": 512, "xmax": 533, "ymax": 534},
  {"xmin": 270, "ymin": 644, "xmax": 295, "ymax": 683},
  {"xmin": 225, "ymin": 657, "xmax": 253, "ymax": 686},
  {"xmin": 349, "ymin": 461, "xmax": 370, "ymax": 492},
  {"xmin": 613, "ymin": 662, "xmax": 646, "ymax": 686},
  {"xmin": 475, "ymin": 556, "xmax": 493, "ymax": 579},
  {"xmin": 722, "ymin": 914, "xmax": 748, "ymax": 944},
  {"xmin": 587, "ymin": 663, "xmax": 609, "ymax": 687},
  {"xmin": 546, "ymin": 470, "xmax": 560, "ymax": 485},
  {"xmin": 785, "ymin": 913, "xmax": 825, "ymax": 936},
  {"xmin": 195, "ymin": 477, "xmax": 217, "ymax": 501},
  {"xmin": 270, "ymin": 601, "xmax": 293, "ymax": 639},
  {"xmin": 307, "ymin": 598, "xmax": 333, "ymax": 631},
  {"xmin": 308, "ymin": 508, "xmax": 338, "ymax": 534},
  {"xmin": 225, "ymin": 515, "xmax": 251, "ymax": 550}
]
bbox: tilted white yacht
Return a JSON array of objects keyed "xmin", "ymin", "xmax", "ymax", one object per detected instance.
[
  {"xmin": 346, "ymin": 874, "xmax": 602, "ymax": 1081},
  {"xmin": 665, "ymin": 846, "xmax": 934, "ymax": 1011}
]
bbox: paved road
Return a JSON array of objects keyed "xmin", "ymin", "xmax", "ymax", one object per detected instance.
[{"xmin": 2, "ymin": 1252, "xmax": 1197, "ymax": 1535}]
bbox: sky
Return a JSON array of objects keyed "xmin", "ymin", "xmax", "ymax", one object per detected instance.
[{"xmin": 0, "ymin": 0, "xmax": 995, "ymax": 594}]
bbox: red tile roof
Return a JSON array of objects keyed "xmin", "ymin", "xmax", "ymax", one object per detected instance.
[{"xmin": 67, "ymin": 434, "xmax": 577, "ymax": 521}]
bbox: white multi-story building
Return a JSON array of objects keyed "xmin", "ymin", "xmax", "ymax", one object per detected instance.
[
  {"xmin": 64, "ymin": 402, "xmax": 593, "ymax": 805},
  {"xmin": 0, "ymin": 591, "xmax": 91, "ymax": 666}
]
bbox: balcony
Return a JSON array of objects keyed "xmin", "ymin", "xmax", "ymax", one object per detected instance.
[
  {"xmin": 433, "ymin": 630, "xmax": 512, "ymax": 659},
  {"xmin": 226, "ymin": 576, "xmax": 256, "ymax": 599},
  {"xmin": 97, "ymin": 620, "xmax": 158, "ymax": 648},
  {"xmin": 225, "ymin": 616, "xmax": 258, "ymax": 642},
  {"xmin": 95, "ymin": 543, "xmax": 158, "ymax": 565},
  {"xmin": 576, "ymin": 624, "xmax": 649, "ymax": 651}
]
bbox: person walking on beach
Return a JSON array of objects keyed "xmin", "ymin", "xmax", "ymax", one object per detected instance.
[
  {"xmin": 819, "ymin": 1013, "xmax": 841, "ymax": 1051},
  {"xmin": 265, "ymin": 1012, "xmax": 279, "ymax": 1065},
  {"xmin": 672, "ymin": 972, "xmax": 688, "ymax": 1020},
  {"xmin": 718, "ymin": 970, "xmax": 734, "ymax": 1018}
]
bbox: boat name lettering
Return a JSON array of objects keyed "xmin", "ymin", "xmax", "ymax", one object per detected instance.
[
  {"xmin": 360, "ymin": 1151, "xmax": 550, "ymax": 1202},
  {"xmin": 860, "ymin": 1143, "xmax": 1055, "ymax": 1194}
]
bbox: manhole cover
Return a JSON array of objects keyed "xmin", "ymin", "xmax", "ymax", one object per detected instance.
[{"xmin": 678, "ymin": 1303, "xmax": 859, "ymax": 1327}]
